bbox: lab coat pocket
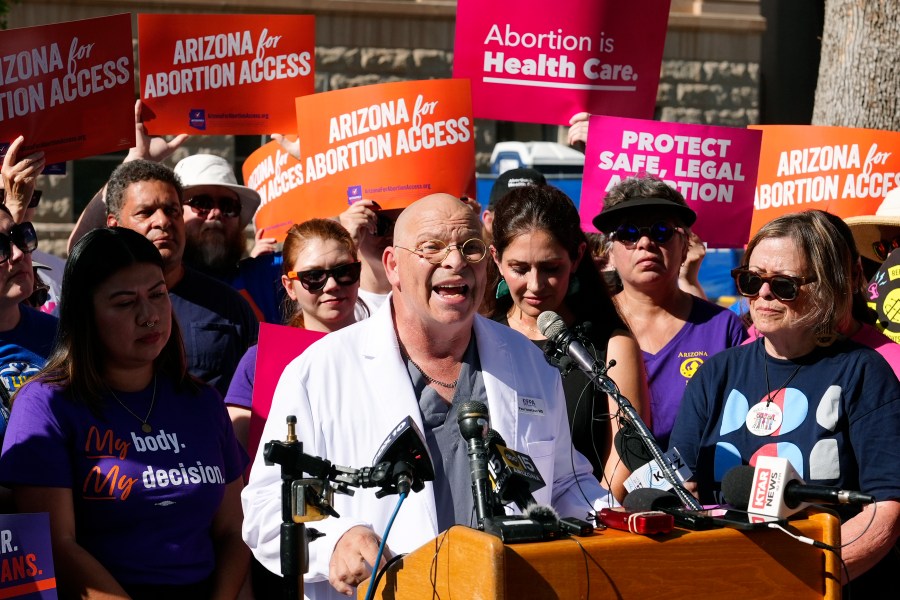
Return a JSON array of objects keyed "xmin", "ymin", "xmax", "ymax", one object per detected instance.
[{"xmin": 526, "ymin": 440, "xmax": 555, "ymax": 506}]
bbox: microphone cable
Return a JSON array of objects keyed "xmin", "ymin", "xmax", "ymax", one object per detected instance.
[
  {"xmin": 764, "ymin": 501, "xmax": 880, "ymax": 592},
  {"xmin": 561, "ymin": 331, "xmax": 621, "ymax": 518},
  {"xmin": 364, "ymin": 491, "xmax": 407, "ymax": 600}
]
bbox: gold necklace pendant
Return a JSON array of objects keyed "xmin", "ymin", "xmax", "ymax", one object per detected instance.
[{"xmin": 109, "ymin": 376, "xmax": 158, "ymax": 434}]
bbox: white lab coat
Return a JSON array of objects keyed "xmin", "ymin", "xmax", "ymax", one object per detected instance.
[{"xmin": 241, "ymin": 299, "xmax": 614, "ymax": 600}]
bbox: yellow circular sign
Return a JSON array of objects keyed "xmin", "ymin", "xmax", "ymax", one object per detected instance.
[{"xmin": 680, "ymin": 357, "xmax": 704, "ymax": 379}]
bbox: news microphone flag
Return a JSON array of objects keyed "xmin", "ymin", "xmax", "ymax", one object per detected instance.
[
  {"xmin": 623, "ymin": 447, "xmax": 693, "ymax": 494},
  {"xmin": 747, "ymin": 455, "xmax": 807, "ymax": 519}
]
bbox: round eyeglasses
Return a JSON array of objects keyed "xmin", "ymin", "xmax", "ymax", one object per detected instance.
[{"xmin": 394, "ymin": 238, "xmax": 488, "ymax": 264}]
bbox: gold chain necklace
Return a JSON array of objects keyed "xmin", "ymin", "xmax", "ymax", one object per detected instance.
[
  {"xmin": 507, "ymin": 309, "xmax": 541, "ymax": 337},
  {"xmin": 109, "ymin": 376, "xmax": 157, "ymax": 433},
  {"xmin": 401, "ymin": 349, "xmax": 458, "ymax": 389}
]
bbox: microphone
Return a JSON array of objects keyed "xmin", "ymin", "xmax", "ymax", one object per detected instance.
[
  {"xmin": 457, "ymin": 400, "xmax": 494, "ymax": 527},
  {"xmin": 537, "ymin": 311, "xmax": 600, "ymax": 376},
  {"xmin": 614, "ymin": 420, "xmax": 653, "ymax": 472},
  {"xmin": 367, "ymin": 416, "xmax": 435, "ymax": 497},
  {"xmin": 722, "ymin": 457, "xmax": 876, "ymax": 519},
  {"xmin": 538, "ymin": 310, "xmax": 703, "ymax": 512},
  {"xmin": 485, "ymin": 429, "xmax": 546, "ymax": 512}
]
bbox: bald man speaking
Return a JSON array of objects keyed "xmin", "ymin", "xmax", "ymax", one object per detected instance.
[{"xmin": 242, "ymin": 194, "xmax": 613, "ymax": 599}]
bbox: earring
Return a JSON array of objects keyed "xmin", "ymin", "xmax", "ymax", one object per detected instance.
[
  {"xmin": 496, "ymin": 278, "xmax": 510, "ymax": 299},
  {"xmin": 566, "ymin": 275, "xmax": 581, "ymax": 297}
]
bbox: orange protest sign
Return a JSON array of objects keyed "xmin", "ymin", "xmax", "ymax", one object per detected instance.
[
  {"xmin": 137, "ymin": 14, "xmax": 315, "ymax": 135},
  {"xmin": 0, "ymin": 14, "xmax": 135, "ymax": 164},
  {"xmin": 247, "ymin": 79, "xmax": 476, "ymax": 240},
  {"xmin": 750, "ymin": 125, "xmax": 900, "ymax": 238}
]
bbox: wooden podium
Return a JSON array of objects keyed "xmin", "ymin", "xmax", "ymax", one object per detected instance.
[{"xmin": 360, "ymin": 511, "xmax": 840, "ymax": 599}]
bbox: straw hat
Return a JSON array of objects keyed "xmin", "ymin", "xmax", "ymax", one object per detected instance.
[
  {"xmin": 845, "ymin": 187, "xmax": 900, "ymax": 263},
  {"xmin": 174, "ymin": 154, "xmax": 261, "ymax": 227}
]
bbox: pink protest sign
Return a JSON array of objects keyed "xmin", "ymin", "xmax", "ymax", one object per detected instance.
[
  {"xmin": 453, "ymin": 0, "xmax": 670, "ymax": 125},
  {"xmin": 579, "ymin": 116, "xmax": 762, "ymax": 248},
  {"xmin": 248, "ymin": 323, "xmax": 325, "ymax": 466}
]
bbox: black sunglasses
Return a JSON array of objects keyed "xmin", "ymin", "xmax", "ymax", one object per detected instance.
[
  {"xmin": 872, "ymin": 235, "xmax": 900, "ymax": 262},
  {"xmin": 288, "ymin": 262, "xmax": 362, "ymax": 291},
  {"xmin": 610, "ymin": 222, "xmax": 681, "ymax": 245},
  {"xmin": 185, "ymin": 194, "xmax": 242, "ymax": 218},
  {"xmin": 0, "ymin": 222, "xmax": 38, "ymax": 264},
  {"xmin": 731, "ymin": 268, "xmax": 816, "ymax": 302}
]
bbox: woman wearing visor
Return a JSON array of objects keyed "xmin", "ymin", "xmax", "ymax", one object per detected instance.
[
  {"xmin": 669, "ymin": 210, "xmax": 900, "ymax": 593},
  {"xmin": 592, "ymin": 174, "xmax": 745, "ymax": 450}
]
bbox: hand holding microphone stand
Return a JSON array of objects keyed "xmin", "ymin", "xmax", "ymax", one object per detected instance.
[{"xmin": 537, "ymin": 311, "xmax": 703, "ymax": 512}]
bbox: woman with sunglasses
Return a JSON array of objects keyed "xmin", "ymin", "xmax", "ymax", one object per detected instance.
[
  {"xmin": 592, "ymin": 174, "xmax": 746, "ymax": 451},
  {"xmin": 225, "ymin": 218, "xmax": 366, "ymax": 452},
  {"xmin": 670, "ymin": 210, "xmax": 900, "ymax": 593},
  {"xmin": 488, "ymin": 184, "xmax": 649, "ymax": 501},
  {"xmin": 224, "ymin": 218, "xmax": 365, "ymax": 597},
  {"xmin": 740, "ymin": 211, "xmax": 900, "ymax": 376},
  {"xmin": 0, "ymin": 227, "xmax": 248, "ymax": 599},
  {"xmin": 0, "ymin": 205, "xmax": 58, "ymax": 472}
]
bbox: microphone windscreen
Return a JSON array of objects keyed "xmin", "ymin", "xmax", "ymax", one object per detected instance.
[
  {"xmin": 537, "ymin": 311, "xmax": 566, "ymax": 339},
  {"xmin": 457, "ymin": 401, "xmax": 489, "ymax": 441},
  {"xmin": 614, "ymin": 420, "xmax": 654, "ymax": 472},
  {"xmin": 721, "ymin": 465, "xmax": 755, "ymax": 510},
  {"xmin": 524, "ymin": 503, "xmax": 559, "ymax": 524},
  {"xmin": 623, "ymin": 488, "xmax": 682, "ymax": 511}
]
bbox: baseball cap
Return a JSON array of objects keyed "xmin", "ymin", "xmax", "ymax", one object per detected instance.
[{"xmin": 488, "ymin": 168, "xmax": 547, "ymax": 208}]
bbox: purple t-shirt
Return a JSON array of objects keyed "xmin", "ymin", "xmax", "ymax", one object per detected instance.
[
  {"xmin": 0, "ymin": 376, "xmax": 246, "ymax": 587},
  {"xmin": 224, "ymin": 344, "xmax": 257, "ymax": 410},
  {"xmin": 644, "ymin": 296, "xmax": 746, "ymax": 449}
]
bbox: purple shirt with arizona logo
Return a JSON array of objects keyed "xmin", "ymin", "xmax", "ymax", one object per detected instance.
[
  {"xmin": 643, "ymin": 296, "xmax": 746, "ymax": 449},
  {"xmin": 0, "ymin": 376, "xmax": 246, "ymax": 587}
]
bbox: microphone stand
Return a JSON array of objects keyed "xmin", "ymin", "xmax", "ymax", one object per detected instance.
[
  {"xmin": 587, "ymin": 363, "xmax": 703, "ymax": 511},
  {"xmin": 542, "ymin": 328, "xmax": 702, "ymax": 511}
]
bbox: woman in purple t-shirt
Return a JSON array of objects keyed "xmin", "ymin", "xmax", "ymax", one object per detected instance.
[
  {"xmin": 592, "ymin": 174, "xmax": 746, "ymax": 450},
  {"xmin": 0, "ymin": 227, "xmax": 248, "ymax": 599}
]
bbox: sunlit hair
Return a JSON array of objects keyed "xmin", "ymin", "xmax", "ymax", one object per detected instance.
[
  {"xmin": 25, "ymin": 227, "xmax": 196, "ymax": 412},
  {"xmin": 604, "ymin": 172, "xmax": 693, "ymax": 228},
  {"xmin": 743, "ymin": 210, "xmax": 853, "ymax": 344},
  {"xmin": 105, "ymin": 159, "xmax": 184, "ymax": 220},
  {"xmin": 281, "ymin": 218, "xmax": 367, "ymax": 328},
  {"xmin": 819, "ymin": 211, "xmax": 876, "ymax": 325},
  {"xmin": 488, "ymin": 184, "xmax": 624, "ymax": 332}
]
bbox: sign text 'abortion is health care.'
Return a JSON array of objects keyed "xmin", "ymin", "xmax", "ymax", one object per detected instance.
[
  {"xmin": 580, "ymin": 116, "xmax": 762, "ymax": 248},
  {"xmin": 138, "ymin": 14, "xmax": 315, "ymax": 135},
  {"xmin": 245, "ymin": 79, "xmax": 475, "ymax": 241},
  {"xmin": 0, "ymin": 14, "xmax": 134, "ymax": 164},
  {"xmin": 750, "ymin": 125, "xmax": 900, "ymax": 237},
  {"xmin": 453, "ymin": 0, "xmax": 670, "ymax": 125}
]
